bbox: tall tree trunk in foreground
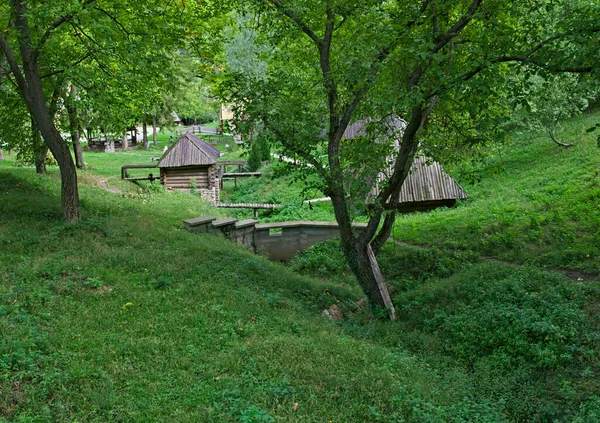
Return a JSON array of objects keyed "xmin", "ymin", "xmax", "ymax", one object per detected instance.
[
  {"xmin": 0, "ymin": 0, "xmax": 80, "ymax": 222},
  {"xmin": 67, "ymin": 85, "xmax": 84, "ymax": 168}
]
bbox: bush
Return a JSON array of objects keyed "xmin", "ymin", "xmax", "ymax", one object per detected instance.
[
  {"xmin": 398, "ymin": 264, "xmax": 597, "ymax": 371},
  {"xmin": 247, "ymin": 142, "xmax": 262, "ymax": 171},
  {"xmin": 289, "ymin": 238, "xmax": 347, "ymax": 280}
]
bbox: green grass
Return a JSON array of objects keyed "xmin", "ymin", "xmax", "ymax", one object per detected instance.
[
  {"xmin": 0, "ymin": 164, "xmax": 507, "ymax": 422},
  {"xmin": 2, "ymin": 112, "xmax": 600, "ymax": 422},
  {"xmin": 392, "ymin": 111, "xmax": 600, "ymax": 274}
]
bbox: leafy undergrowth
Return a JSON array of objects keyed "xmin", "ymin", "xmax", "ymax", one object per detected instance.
[
  {"xmin": 292, "ymin": 238, "xmax": 600, "ymax": 422},
  {"xmin": 0, "ymin": 167, "xmax": 523, "ymax": 422},
  {"xmin": 393, "ymin": 111, "xmax": 600, "ymax": 275}
]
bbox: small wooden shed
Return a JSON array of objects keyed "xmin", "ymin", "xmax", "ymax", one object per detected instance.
[
  {"xmin": 342, "ymin": 118, "xmax": 467, "ymax": 212},
  {"xmin": 373, "ymin": 156, "xmax": 468, "ymax": 212},
  {"xmin": 158, "ymin": 132, "xmax": 220, "ymax": 191}
]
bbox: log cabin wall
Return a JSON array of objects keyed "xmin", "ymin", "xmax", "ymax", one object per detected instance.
[{"xmin": 162, "ymin": 165, "xmax": 210, "ymax": 190}]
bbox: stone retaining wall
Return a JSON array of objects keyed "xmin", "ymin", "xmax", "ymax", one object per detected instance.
[{"xmin": 184, "ymin": 216, "xmax": 368, "ymax": 261}]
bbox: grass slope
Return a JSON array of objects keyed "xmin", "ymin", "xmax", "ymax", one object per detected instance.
[
  {"xmin": 393, "ymin": 111, "xmax": 600, "ymax": 274},
  {"xmin": 0, "ymin": 165, "xmax": 499, "ymax": 422},
  {"xmin": 1, "ymin": 112, "xmax": 600, "ymax": 422}
]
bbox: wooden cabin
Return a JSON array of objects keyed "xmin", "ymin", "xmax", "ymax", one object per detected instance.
[
  {"xmin": 342, "ymin": 118, "xmax": 467, "ymax": 212},
  {"xmin": 158, "ymin": 132, "xmax": 220, "ymax": 192},
  {"xmin": 372, "ymin": 156, "xmax": 468, "ymax": 212}
]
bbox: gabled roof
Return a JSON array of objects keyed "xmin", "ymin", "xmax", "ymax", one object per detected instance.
[
  {"xmin": 158, "ymin": 132, "xmax": 220, "ymax": 168},
  {"xmin": 371, "ymin": 156, "xmax": 467, "ymax": 203}
]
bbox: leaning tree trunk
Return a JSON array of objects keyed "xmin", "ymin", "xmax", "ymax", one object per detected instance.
[
  {"xmin": 23, "ymin": 60, "xmax": 80, "ymax": 222},
  {"xmin": 28, "ymin": 89, "xmax": 80, "ymax": 222}
]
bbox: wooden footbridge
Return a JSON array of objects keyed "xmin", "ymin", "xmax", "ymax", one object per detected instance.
[{"xmin": 216, "ymin": 202, "xmax": 281, "ymax": 217}]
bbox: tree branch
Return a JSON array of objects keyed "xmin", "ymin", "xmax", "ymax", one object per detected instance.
[
  {"xmin": 40, "ymin": 53, "xmax": 92, "ymax": 79},
  {"xmin": 432, "ymin": 0, "xmax": 482, "ymax": 53},
  {"xmin": 270, "ymin": 0, "xmax": 323, "ymax": 47},
  {"xmin": 35, "ymin": 0, "xmax": 95, "ymax": 59},
  {"xmin": 94, "ymin": 5, "xmax": 147, "ymax": 38},
  {"xmin": 0, "ymin": 31, "xmax": 28, "ymax": 94},
  {"xmin": 268, "ymin": 126, "xmax": 326, "ymax": 176}
]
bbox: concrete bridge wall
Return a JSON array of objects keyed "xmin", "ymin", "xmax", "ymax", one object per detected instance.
[{"xmin": 184, "ymin": 216, "xmax": 368, "ymax": 261}]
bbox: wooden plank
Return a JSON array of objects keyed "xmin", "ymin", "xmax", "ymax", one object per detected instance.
[
  {"xmin": 222, "ymin": 172, "xmax": 263, "ymax": 177},
  {"xmin": 366, "ymin": 244, "xmax": 396, "ymax": 321},
  {"xmin": 216, "ymin": 203, "xmax": 281, "ymax": 209}
]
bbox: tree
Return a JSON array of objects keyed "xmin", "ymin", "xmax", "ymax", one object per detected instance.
[
  {"xmin": 218, "ymin": 0, "xmax": 600, "ymax": 317},
  {"xmin": 509, "ymin": 73, "xmax": 599, "ymax": 147},
  {"xmin": 0, "ymin": 0, "xmax": 220, "ymax": 222},
  {"xmin": 0, "ymin": 0, "xmax": 83, "ymax": 221}
]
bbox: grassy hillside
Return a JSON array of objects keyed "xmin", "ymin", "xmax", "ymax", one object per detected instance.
[
  {"xmin": 393, "ymin": 111, "xmax": 600, "ymax": 275},
  {"xmin": 0, "ymin": 164, "xmax": 506, "ymax": 422},
  {"xmin": 1, "ymin": 112, "xmax": 600, "ymax": 422}
]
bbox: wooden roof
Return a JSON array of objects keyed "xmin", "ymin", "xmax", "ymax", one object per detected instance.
[
  {"xmin": 158, "ymin": 132, "xmax": 220, "ymax": 168},
  {"xmin": 372, "ymin": 156, "xmax": 467, "ymax": 204}
]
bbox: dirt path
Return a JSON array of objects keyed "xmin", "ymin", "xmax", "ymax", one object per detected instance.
[{"xmin": 97, "ymin": 176, "xmax": 123, "ymax": 194}]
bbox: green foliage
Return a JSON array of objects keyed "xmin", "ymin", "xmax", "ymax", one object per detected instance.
[
  {"xmin": 509, "ymin": 73, "xmax": 599, "ymax": 145},
  {"xmin": 399, "ymin": 264, "xmax": 596, "ymax": 369},
  {"xmin": 246, "ymin": 141, "xmax": 262, "ymax": 172},
  {"xmin": 257, "ymin": 132, "xmax": 271, "ymax": 162},
  {"xmin": 289, "ymin": 238, "xmax": 347, "ymax": 280}
]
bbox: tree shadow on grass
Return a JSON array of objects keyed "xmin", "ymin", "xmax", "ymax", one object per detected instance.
[{"xmin": 0, "ymin": 169, "xmax": 63, "ymax": 223}]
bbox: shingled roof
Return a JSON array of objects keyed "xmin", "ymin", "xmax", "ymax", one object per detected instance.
[{"xmin": 158, "ymin": 132, "xmax": 220, "ymax": 168}]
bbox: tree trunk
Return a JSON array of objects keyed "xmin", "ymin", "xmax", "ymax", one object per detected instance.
[
  {"xmin": 32, "ymin": 118, "xmax": 47, "ymax": 175},
  {"xmin": 35, "ymin": 145, "xmax": 49, "ymax": 174},
  {"xmin": 67, "ymin": 85, "xmax": 84, "ymax": 168},
  {"xmin": 122, "ymin": 132, "xmax": 129, "ymax": 150},
  {"xmin": 0, "ymin": 0, "xmax": 80, "ymax": 222},
  {"xmin": 0, "ymin": 149, "xmax": 4, "ymax": 160},
  {"xmin": 152, "ymin": 117, "xmax": 157, "ymax": 147},
  {"xmin": 548, "ymin": 127, "xmax": 574, "ymax": 147},
  {"xmin": 30, "ymin": 97, "xmax": 80, "ymax": 222},
  {"xmin": 143, "ymin": 121, "xmax": 148, "ymax": 148}
]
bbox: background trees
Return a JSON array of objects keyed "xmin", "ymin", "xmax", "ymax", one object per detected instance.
[{"xmin": 0, "ymin": 0, "xmax": 219, "ymax": 222}]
